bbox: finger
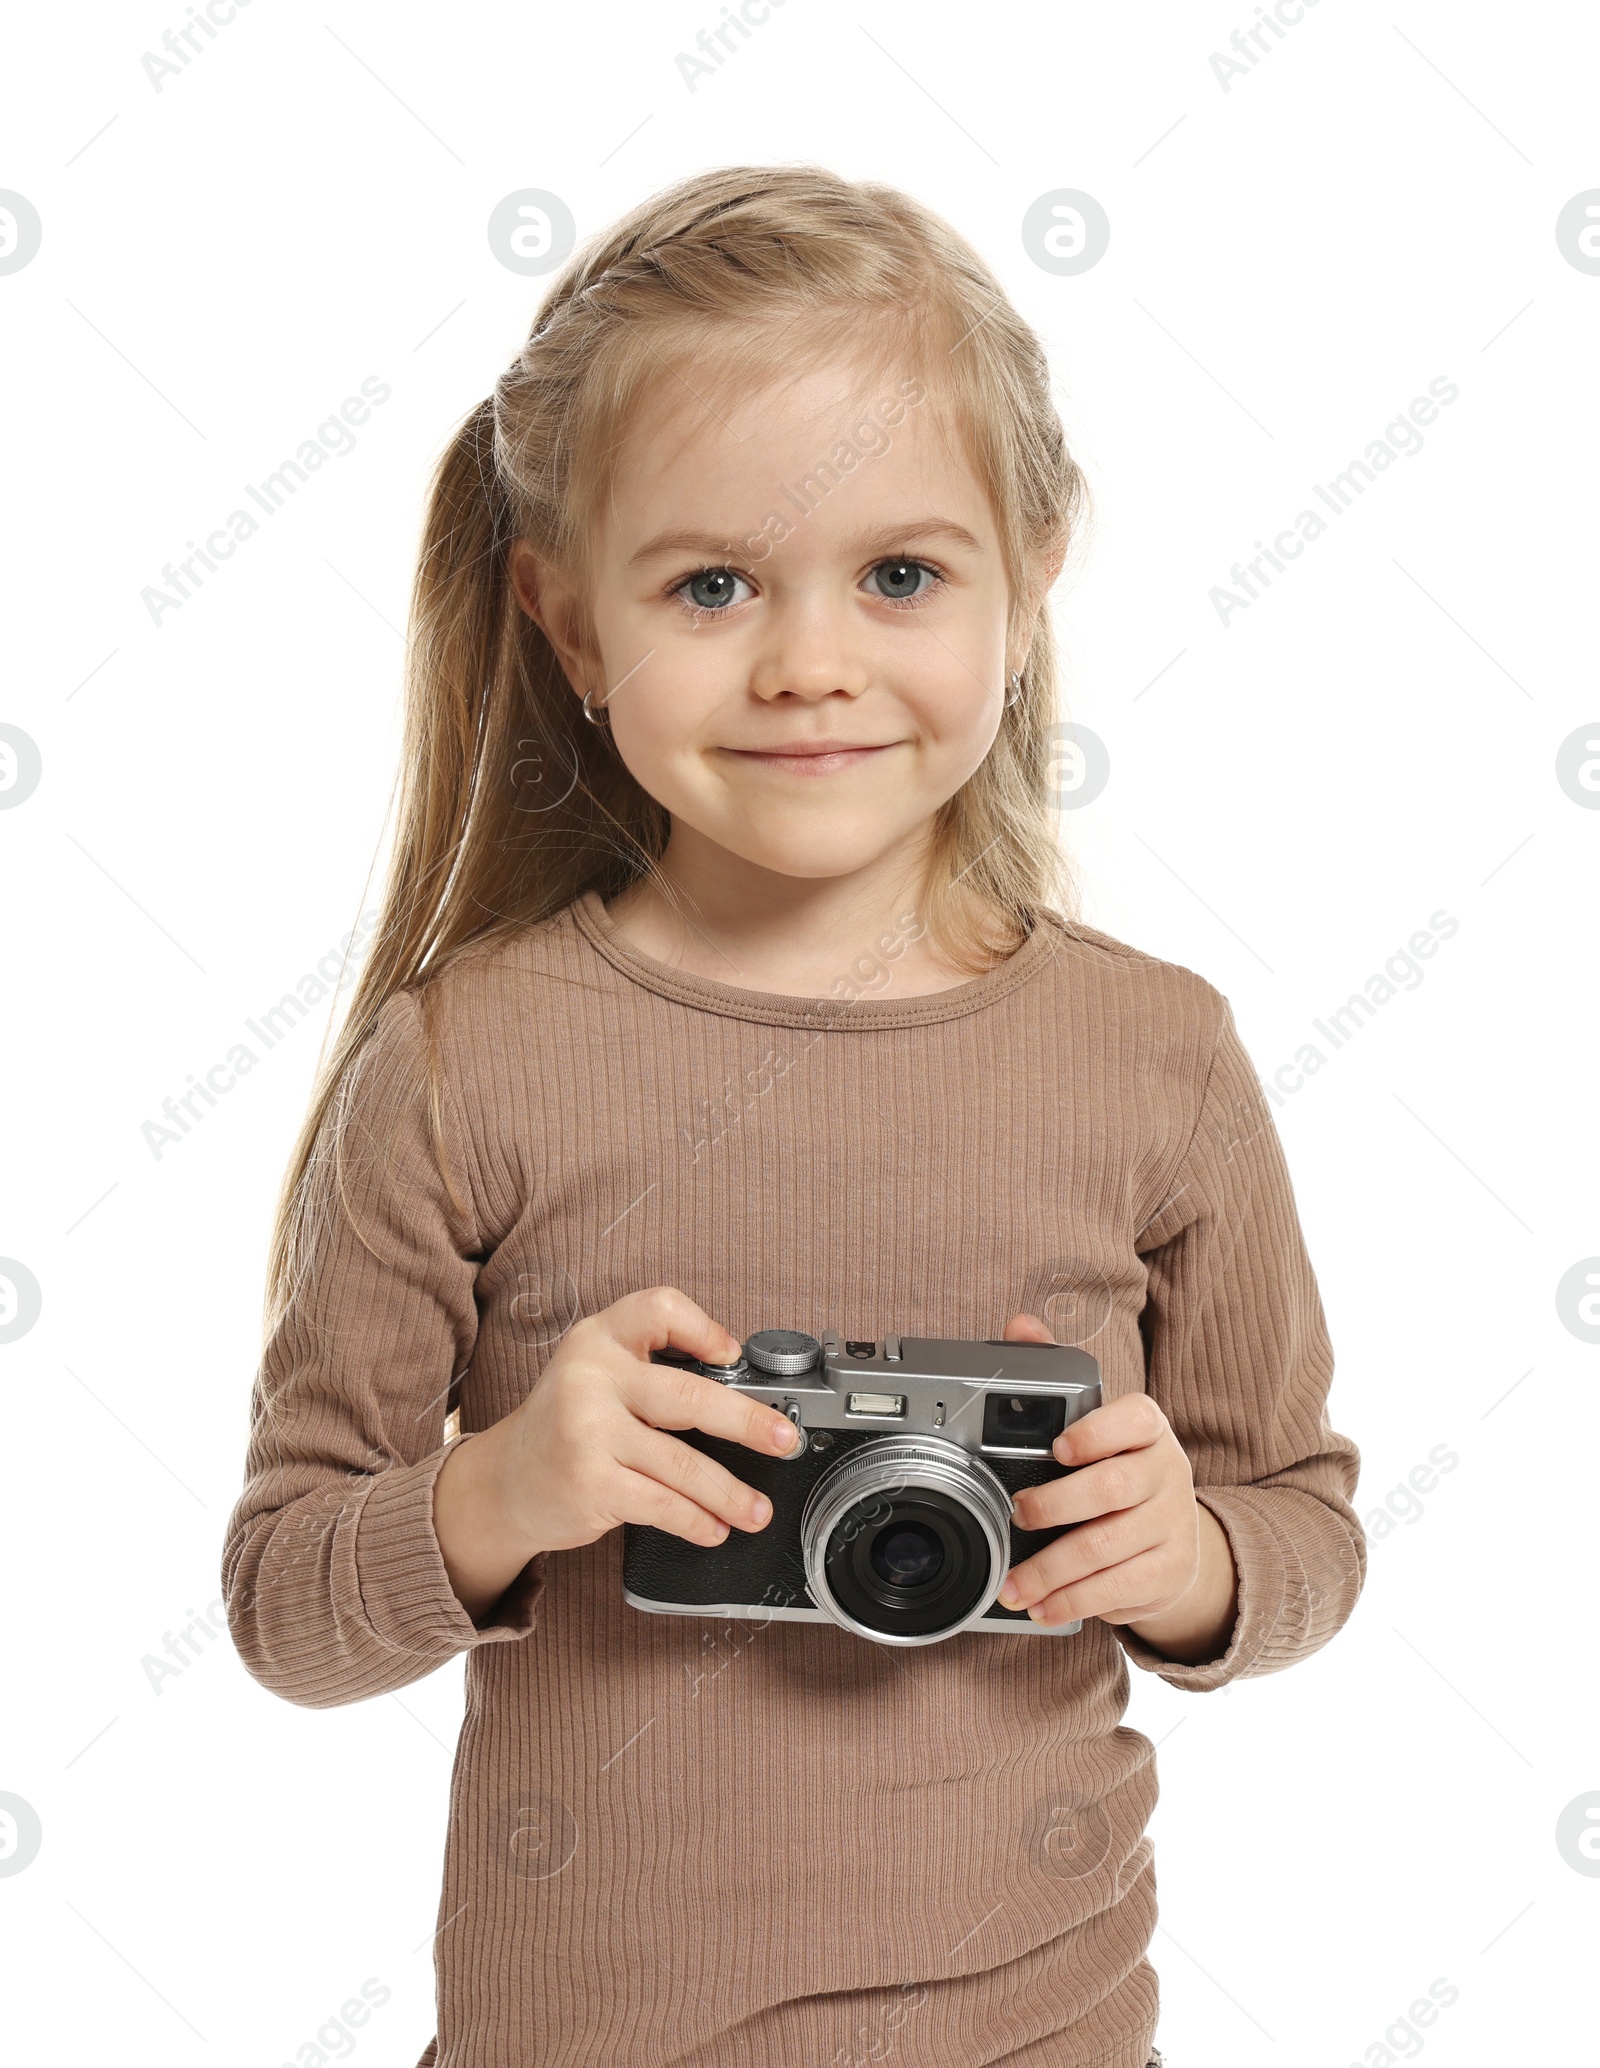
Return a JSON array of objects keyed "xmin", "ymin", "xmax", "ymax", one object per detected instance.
[
  {"xmin": 1011, "ymin": 1449, "xmax": 1162, "ymax": 1532},
  {"xmin": 1017, "ymin": 1548, "xmax": 1181, "ymax": 1628},
  {"xmin": 1000, "ymin": 1505, "xmax": 1164, "ymax": 1608},
  {"xmin": 621, "ymin": 1354, "xmax": 799, "ymax": 1461},
  {"xmin": 608, "ymin": 1462, "xmax": 735, "ymax": 1548},
  {"xmin": 625, "ymin": 1422, "xmax": 777, "ymax": 1535},
  {"xmin": 1000, "ymin": 1312, "xmax": 1056, "ymax": 1344},
  {"xmin": 603, "ymin": 1284, "xmax": 744, "ymax": 1369},
  {"xmin": 1051, "ymin": 1392, "xmax": 1168, "ymax": 1468}
]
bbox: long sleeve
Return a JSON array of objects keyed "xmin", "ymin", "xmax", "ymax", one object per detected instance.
[
  {"xmin": 1117, "ymin": 992, "xmax": 1366, "ymax": 1692},
  {"xmin": 221, "ymin": 988, "xmax": 545, "ymax": 1708}
]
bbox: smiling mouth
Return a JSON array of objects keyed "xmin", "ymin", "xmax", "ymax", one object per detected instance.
[{"xmin": 719, "ymin": 741, "xmax": 900, "ymax": 776}]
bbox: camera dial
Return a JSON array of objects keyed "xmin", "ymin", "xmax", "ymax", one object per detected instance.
[{"xmin": 745, "ymin": 1330, "xmax": 823, "ymax": 1378}]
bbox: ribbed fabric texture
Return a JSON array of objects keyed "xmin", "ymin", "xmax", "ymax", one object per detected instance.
[{"xmin": 222, "ymin": 891, "xmax": 1364, "ymax": 2068}]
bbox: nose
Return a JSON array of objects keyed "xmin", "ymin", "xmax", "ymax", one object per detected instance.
[{"xmin": 745, "ymin": 588, "xmax": 872, "ymax": 705}]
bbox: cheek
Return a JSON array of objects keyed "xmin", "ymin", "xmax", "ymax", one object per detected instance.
[
  {"xmin": 914, "ymin": 674, "xmax": 1004, "ymax": 779},
  {"xmin": 897, "ymin": 607, "xmax": 1008, "ymax": 744},
  {"xmin": 604, "ymin": 648, "xmax": 718, "ymax": 782}
]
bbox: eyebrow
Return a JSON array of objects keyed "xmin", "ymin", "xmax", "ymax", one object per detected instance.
[
  {"xmin": 847, "ymin": 525, "xmax": 983, "ymax": 566},
  {"xmin": 627, "ymin": 516, "xmax": 985, "ymax": 567},
  {"xmin": 628, "ymin": 529, "xmax": 748, "ymax": 570}
]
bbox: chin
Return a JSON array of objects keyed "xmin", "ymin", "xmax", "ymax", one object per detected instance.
[{"xmin": 729, "ymin": 837, "xmax": 903, "ymax": 883}]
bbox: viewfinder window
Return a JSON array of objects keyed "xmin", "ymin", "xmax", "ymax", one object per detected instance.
[{"xmin": 981, "ymin": 1392, "xmax": 1067, "ymax": 1452}]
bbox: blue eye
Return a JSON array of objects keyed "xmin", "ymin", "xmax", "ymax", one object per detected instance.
[
  {"xmin": 674, "ymin": 567, "xmax": 751, "ymax": 617},
  {"xmin": 867, "ymin": 557, "xmax": 942, "ymax": 605}
]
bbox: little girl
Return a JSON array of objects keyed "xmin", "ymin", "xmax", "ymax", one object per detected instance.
[{"xmin": 224, "ymin": 163, "xmax": 1364, "ymax": 2068}]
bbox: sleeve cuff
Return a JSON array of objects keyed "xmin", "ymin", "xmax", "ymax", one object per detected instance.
[
  {"xmin": 355, "ymin": 1435, "xmax": 547, "ymax": 1661},
  {"xmin": 1112, "ymin": 1487, "xmax": 1297, "ymax": 1693}
]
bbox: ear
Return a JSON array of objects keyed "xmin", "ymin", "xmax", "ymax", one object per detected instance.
[
  {"xmin": 1010, "ymin": 534, "xmax": 1069, "ymax": 674},
  {"xmin": 1040, "ymin": 533, "xmax": 1069, "ymax": 593},
  {"xmin": 509, "ymin": 540, "xmax": 589, "ymax": 701}
]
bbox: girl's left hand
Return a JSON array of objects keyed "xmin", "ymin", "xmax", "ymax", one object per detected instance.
[{"xmin": 992, "ymin": 1313, "xmax": 1239, "ymax": 1662}]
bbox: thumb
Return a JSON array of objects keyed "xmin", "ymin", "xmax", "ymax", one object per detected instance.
[{"xmin": 1000, "ymin": 1311, "xmax": 1056, "ymax": 1344}]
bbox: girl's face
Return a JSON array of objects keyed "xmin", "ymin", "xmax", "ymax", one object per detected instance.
[{"xmin": 517, "ymin": 354, "xmax": 1048, "ymax": 888}]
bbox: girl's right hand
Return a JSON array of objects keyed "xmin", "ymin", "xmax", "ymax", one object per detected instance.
[{"xmin": 432, "ymin": 1286, "xmax": 800, "ymax": 1620}]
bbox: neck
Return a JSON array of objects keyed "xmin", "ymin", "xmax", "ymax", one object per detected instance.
[{"xmin": 605, "ymin": 823, "xmax": 1001, "ymax": 998}]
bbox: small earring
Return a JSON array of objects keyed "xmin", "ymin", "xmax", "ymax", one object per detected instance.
[
  {"xmin": 1004, "ymin": 670, "xmax": 1022, "ymax": 708},
  {"xmin": 581, "ymin": 685, "xmax": 609, "ymax": 726}
]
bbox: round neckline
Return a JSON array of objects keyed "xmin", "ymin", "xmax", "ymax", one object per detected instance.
[{"xmin": 569, "ymin": 887, "xmax": 1059, "ymax": 1031}]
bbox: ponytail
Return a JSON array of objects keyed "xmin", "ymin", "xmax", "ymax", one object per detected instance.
[{"xmin": 260, "ymin": 393, "xmax": 663, "ymax": 1334}]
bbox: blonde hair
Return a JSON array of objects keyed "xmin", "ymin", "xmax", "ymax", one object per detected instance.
[{"xmin": 263, "ymin": 162, "xmax": 1089, "ymax": 1333}]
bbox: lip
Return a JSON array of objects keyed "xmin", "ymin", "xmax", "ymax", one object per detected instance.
[{"xmin": 719, "ymin": 740, "xmax": 901, "ymax": 776}]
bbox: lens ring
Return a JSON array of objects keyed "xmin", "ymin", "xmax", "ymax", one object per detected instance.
[{"xmin": 800, "ymin": 1437, "xmax": 1012, "ymax": 1646}]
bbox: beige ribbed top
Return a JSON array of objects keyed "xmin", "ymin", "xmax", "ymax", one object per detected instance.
[{"xmin": 222, "ymin": 889, "xmax": 1364, "ymax": 2068}]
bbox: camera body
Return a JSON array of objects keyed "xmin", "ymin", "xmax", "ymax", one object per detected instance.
[{"xmin": 622, "ymin": 1329, "xmax": 1102, "ymax": 1647}]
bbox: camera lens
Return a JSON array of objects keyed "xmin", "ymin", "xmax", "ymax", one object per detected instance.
[
  {"xmin": 800, "ymin": 1438, "xmax": 1013, "ymax": 1645},
  {"xmin": 870, "ymin": 1523, "xmax": 945, "ymax": 1588},
  {"xmin": 824, "ymin": 1492, "xmax": 987, "ymax": 1635}
]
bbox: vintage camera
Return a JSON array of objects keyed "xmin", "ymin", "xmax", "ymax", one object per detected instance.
[{"xmin": 622, "ymin": 1329, "xmax": 1101, "ymax": 1647}]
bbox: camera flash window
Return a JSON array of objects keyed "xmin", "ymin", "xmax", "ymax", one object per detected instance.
[{"xmin": 846, "ymin": 1391, "xmax": 906, "ymax": 1418}]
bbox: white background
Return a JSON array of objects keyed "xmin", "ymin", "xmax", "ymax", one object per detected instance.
[{"xmin": 2, "ymin": 2, "xmax": 1596, "ymax": 2062}]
